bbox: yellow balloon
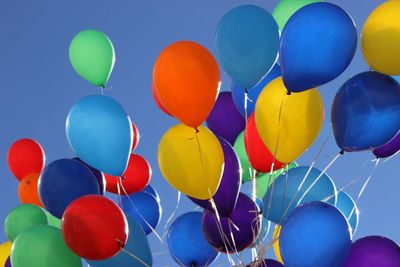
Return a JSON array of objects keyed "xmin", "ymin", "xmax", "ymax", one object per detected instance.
[
  {"xmin": 273, "ymin": 225, "xmax": 284, "ymax": 264},
  {"xmin": 158, "ymin": 124, "xmax": 224, "ymax": 200},
  {"xmin": 0, "ymin": 241, "xmax": 12, "ymax": 266},
  {"xmin": 361, "ymin": 1, "xmax": 400, "ymax": 75},
  {"xmin": 255, "ymin": 77, "xmax": 323, "ymax": 163}
]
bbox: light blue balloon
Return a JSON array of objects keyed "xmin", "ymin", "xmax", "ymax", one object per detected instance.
[
  {"xmin": 252, "ymin": 218, "xmax": 270, "ymax": 247},
  {"xmin": 215, "ymin": 5, "xmax": 280, "ymax": 89},
  {"xmin": 263, "ymin": 166, "xmax": 337, "ymax": 224},
  {"xmin": 87, "ymin": 215, "xmax": 153, "ymax": 267},
  {"xmin": 280, "ymin": 2, "xmax": 357, "ymax": 92},
  {"xmin": 335, "ymin": 191, "xmax": 359, "ymax": 235},
  {"xmin": 394, "ymin": 76, "xmax": 400, "ymax": 83},
  {"xmin": 66, "ymin": 95, "xmax": 132, "ymax": 176}
]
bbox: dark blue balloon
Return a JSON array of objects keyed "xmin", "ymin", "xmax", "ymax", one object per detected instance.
[
  {"xmin": 231, "ymin": 64, "xmax": 281, "ymax": 117},
  {"xmin": 38, "ymin": 159, "xmax": 100, "ymax": 218},
  {"xmin": 167, "ymin": 212, "xmax": 218, "ymax": 267},
  {"xmin": 142, "ymin": 185, "xmax": 160, "ymax": 202},
  {"xmin": 120, "ymin": 191, "xmax": 161, "ymax": 235},
  {"xmin": 73, "ymin": 157, "xmax": 106, "ymax": 195},
  {"xmin": 280, "ymin": 2, "xmax": 357, "ymax": 92},
  {"xmin": 280, "ymin": 202, "xmax": 351, "ymax": 267},
  {"xmin": 332, "ymin": 71, "xmax": 400, "ymax": 152}
]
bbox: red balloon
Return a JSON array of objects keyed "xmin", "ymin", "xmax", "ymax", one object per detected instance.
[
  {"xmin": 244, "ymin": 115, "xmax": 284, "ymax": 172},
  {"xmin": 7, "ymin": 138, "xmax": 46, "ymax": 180},
  {"xmin": 62, "ymin": 195, "xmax": 128, "ymax": 260},
  {"xmin": 131, "ymin": 122, "xmax": 140, "ymax": 151},
  {"xmin": 105, "ymin": 154, "xmax": 151, "ymax": 195},
  {"xmin": 152, "ymin": 83, "xmax": 172, "ymax": 116}
]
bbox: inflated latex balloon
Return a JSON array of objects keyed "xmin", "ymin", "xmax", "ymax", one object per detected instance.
[
  {"xmin": 131, "ymin": 122, "xmax": 140, "ymax": 151},
  {"xmin": 280, "ymin": 2, "xmax": 357, "ymax": 92},
  {"xmin": 168, "ymin": 212, "xmax": 219, "ymax": 267},
  {"xmin": 105, "ymin": 154, "xmax": 151, "ymax": 195},
  {"xmin": 158, "ymin": 124, "xmax": 224, "ymax": 200},
  {"xmin": 7, "ymin": 138, "xmax": 45, "ymax": 181},
  {"xmin": 11, "ymin": 225, "xmax": 82, "ymax": 267},
  {"xmin": 361, "ymin": 1, "xmax": 400, "ymax": 75},
  {"xmin": 331, "ymin": 72, "xmax": 400, "ymax": 152},
  {"xmin": 263, "ymin": 166, "xmax": 336, "ymax": 224},
  {"xmin": 202, "ymin": 193, "xmax": 260, "ymax": 253},
  {"xmin": 5, "ymin": 204, "xmax": 47, "ymax": 242},
  {"xmin": 252, "ymin": 218, "xmax": 270, "ymax": 247},
  {"xmin": 373, "ymin": 132, "xmax": 400, "ymax": 158},
  {"xmin": 62, "ymin": 195, "xmax": 128, "ymax": 260},
  {"xmin": 273, "ymin": 225, "xmax": 283, "ymax": 264},
  {"xmin": 247, "ymin": 259, "xmax": 283, "ymax": 267},
  {"xmin": 231, "ymin": 64, "xmax": 281, "ymax": 118},
  {"xmin": 73, "ymin": 158, "xmax": 106, "ymax": 195},
  {"xmin": 0, "ymin": 242, "xmax": 12, "ymax": 267},
  {"xmin": 280, "ymin": 202, "xmax": 351, "ymax": 267},
  {"xmin": 233, "ymin": 131, "xmax": 253, "ymax": 183},
  {"xmin": 69, "ymin": 29, "xmax": 114, "ymax": 87},
  {"xmin": 143, "ymin": 185, "xmax": 160, "ymax": 202},
  {"xmin": 4, "ymin": 257, "xmax": 11, "ymax": 267},
  {"xmin": 66, "ymin": 95, "xmax": 132, "ymax": 176},
  {"xmin": 18, "ymin": 173, "xmax": 42, "ymax": 207},
  {"xmin": 38, "ymin": 159, "xmax": 100, "ymax": 218},
  {"xmin": 335, "ymin": 191, "xmax": 359, "ymax": 235},
  {"xmin": 343, "ymin": 236, "xmax": 400, "ymax": 267},
  {"xmin": 215, "ymin": 5, "xmax": 279, "ymax": 89},
  {"xmin": 189, "ymin": 137, "xmax": 241, "ymax": 217},
  {"xmin": 87, "ymin": 215, "xmax": 153, "ymax": 267},
  {"xmin": 153, "ymin": 41, "xmax": 220, "ymax": 128},
  {"xmin": 255, "ymin": 77, "xmax": 324, "ymax": 163},
  {"xmin": 151, "ymin": 83, "xmax": 172, "ymax": 116}
]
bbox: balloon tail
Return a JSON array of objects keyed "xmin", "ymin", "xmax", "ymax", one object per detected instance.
[
  {"xmin": 162, "ymin": 191, "xmax": 181, "ymax": 240},
  {"xmin": 120, "ymin": 246, "xmax": 151, "ymax": 267}
]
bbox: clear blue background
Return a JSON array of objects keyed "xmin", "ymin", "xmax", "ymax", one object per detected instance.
[{"xmin": 0, "ymin": 0, "xmax": 398, "ymax": 266}]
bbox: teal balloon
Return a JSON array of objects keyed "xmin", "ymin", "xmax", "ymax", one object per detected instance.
[
  {"xmin": 253, "ymin": 218, "xmax": 270, "ymax": 247},
  {"xmin": 215, "ymin": 5, "xmax": 280, "ymax": 89},
  {"xmin": 66, "ymin": 95, "xmax": 132, "ymax": 176},
  {"xmin": 87, "ymin": 215, "xmax": 152, "ymax": 267},
  {"xmin": 335, "ymin": 191, "xmax": 359, "ymax": 235}
]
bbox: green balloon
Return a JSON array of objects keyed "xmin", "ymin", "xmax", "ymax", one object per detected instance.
[
  {"xmin": 69, "ymin": 29, "xmax": 115, "ymax": 87},
  {"xmin": 11, "ymin": 225, "xmax": 82, "ymax": 267},
  {"xmin": 4, "ymin": 204, "xmax": 48, "ymax": 242},
  {"xmin": 44, "ymin": 210, "xmax": 61, "ymax": 229},
  {"xmin": 272, "ymin": 0, "xmax": 321, "ymax": 31},
  {"xmin": 234, "ymin": 131, "xmax": 254, "ymax": 183}
]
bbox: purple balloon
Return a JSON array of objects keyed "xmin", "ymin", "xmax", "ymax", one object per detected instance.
[
  {"xmin": 373, "ymin": 132, "xmax": 400, "ymax": 158},
  {"xmin": 246, "ymin": 259, "xmax": 283, "ymax": 267},
  {"xmin": 202, "ymin": 193, "xmax": 260, "ymax": 253},
  {"xmin": 4, "ymin": 256, "xmax": 11, "ymax": 267},
  {"xmin": 343, "ymin": 236, "xmax": 400, "ymax": 267},
  {"xmin": 206, "ymin": 92, "xmax": 245, "ymax": 145},
  {"xmin": 189, "ymin": 137, "xmax": 241, "ymax": 216},
  {"xmin": 73, "ymin": 157, "xmax": 106, "ymax": 194}
]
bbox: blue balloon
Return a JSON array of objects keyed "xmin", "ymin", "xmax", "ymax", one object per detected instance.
[
  {"xmin": 335, "ymin": 191, "xmax": 359, "ymax": 236},
  {"xmin": 280, "ymin": 202, "xmax": 351, "ymax": 267},
  {"xmin": 231, "ymin": 64, "xmax": 281, "ymax": 117},
  {"xmin": 280, "ymin": 2, "xmax": 357, "ymax": 92},
  {"xmin": 73, "ymin": 157, "xmax": 106, "ymax": 195},
  {"xmin": 142, "ymin": 185, "xmax": 160, "ymax": 202},
  {"xmin": 167, "ymin": 212, "xmax": 219, "ymax": 267},
  {"xmin": 87, "ymin": 215, "xmax": 152, "ymax": 267},
  {"xmin": 215, "ymin": 5, "xmax": 279, "ymax": 89},
  {"xmin": 263, "ymin": 166, "xmax": 336, "ymax": 224},
  {"xmin": 394, "ymin": 76, "xmax": 400, "ymax": 83},
  {"xmin": 66, "ymin": 95, "xmax": 132, "ymax": 176},
  {"xmin": 38, "ymin": 159, "xmax": 100, "ymax": 218},
  {"xmin": 120, "ymin": 191, "xmax": 161, "ymax": 235},
  {"xmin": 332, "ymin": 71, "xmax": 400, "ymax": 152}
]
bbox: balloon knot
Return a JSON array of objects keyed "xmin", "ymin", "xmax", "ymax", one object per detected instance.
[
  {"xmin": 194, "ymin": 127, "xmax": 200, "ymax": 133},
  {"xmin": 286, "ymin": 90, "xmax": 292, "ymax": 96},
  {"xmin": 244, "ymin": 88, "xmax": 249, "ymax": 94},
  {"xmin": 116, "ymin": 239, "xmax": 125, "ymax": 248},
  {"xmin": 339, "ymin": 150, "xmax": 344, "ymax": 155},
  {"xmin": 120, "ymin": 175, "xmax": 125, "ymax": 181}
]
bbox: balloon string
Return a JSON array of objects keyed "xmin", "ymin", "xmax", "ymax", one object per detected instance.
[
  {"xmin": 227, "ymin": 218, "xmax": 244, "ymax": 265},
  {"xmin": 100, "ymin": 86, "xmax": 105, "ymax": 96},
  {"xmin": 120, "ymin": 247, "xmax": 151, "ymax": 267},
  {"xmin": 162, "ymin": 191, "xmax": 181, "ymax": 240},
  {"xmin": 279, "ymin": 165, "xmax": 290, "ymax": 221}
]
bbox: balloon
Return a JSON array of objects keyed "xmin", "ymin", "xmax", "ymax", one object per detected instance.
[
  {"xmin": 153, "ymin": 41, "xmax": 220, "ymax": 128},
  {"xmin": 189, "ymin": 137, "xmax": 241, "ymax": 217},
  {"xmin": 5, "ymin": 204, "xmax": 47, "ymax": 242},
  {"xmin": 45, "ymin": 210, "xmax": 61, "ymax": 229},
  {"xmin": 255, "ymin": 77, "xmax": 324, "ymax": 163},
  {"xmin": 343, "ymin": 236, "xmax": 400, "ymax": 267},
  {"xmin": 233, "ymin": 131, "xmax": 253, "ymax": 183},
  {"xmin": 7, "ymin": 138, "xmax": 45, "ymax": 181},
  {"xmin": 279, "ymin": 2, "xmax": 357, "ymax": 92},
  {"xmin": 18, "ymin": 173, "xmax": 42, "ymax": 207},
  {"xmin": 263, "ymin": 166, "xmax": 337, "ymax": 224},
  {"xmin": 331, "ymin": 71, "xmax": 400, "ymax": 152},
  {"xmin": 361, "ymin": 1, "xmax": 400, "ymax": 75},
  {"xmin": 215, "ymin": 5, "xmax": 279, "ymax": 89},
  {"xmin": 11, "ymin": 225, "xmax": 81, "ymax": 267},
  {"xmin": 69, "ymin": 29, "xmax": 114, "ymax": 87},
  {"xmin": 273, "ymin": 225, "xmax": 283, "ymax": 264},
  {"xmin": 62, "ymin": 195, "xmax": 128, "ymax": 260},
  {"xmin": 120, "ymin": 191, "xmax": 162, "ymax": 235},
  {"xmin": 105, "ymin": 154, "xmax": 151, "ymax": 195},
  {"xmin": 143, "ymin": 185, "xmax": 160, "ymax": 202},
  {"xmin": 87, "ymin": 215, "xmax": 153, "ymax": 267},
  {"xmin": 158, "ymin": 124, "xmax": 224, "ymax": 200},
  {"xmin": 272, "ymin": 0, "xmax": 321, "ymax": 31},
  {"xmin": 280, "ymin": 202, "xmax": 351, "ymax": 267},
  {"xmin": 73, "ymin": 158, "xmax": 106, "ymax": 195},
  {"xmin": 0, "ymin": 242, "xmax": 12, "ymax": 267},
  {"xmin": 206, "ymin": 92, "xmax": 245, "ymax": 145},
  {"xmin": 202, "ymin": 193, "xmax": 260, "ymax": 253},
  {"xmin": 373, "ymin": 132, "xmax": 400, "ymax": 158},
  {"xmin": 244, "ymin": 115, "xmax": 284, "ymax": 173},
  {"xmin": 131, "ymin": 122, "xmax": 140, "ymax": 151},
  {"xmin": 4, "ymin": 257, "xmax": 11, "ymax": 267},
  {"xmin": 231, "ymin": 64, "xmax": 281, "ymax": 118},
  {"xmin": 168, "ymin": 212, "xmax": 219, "ymax": 266},
  {"xmin": 247, "ymin": 259, "xmax": 283, "ymax": 267},
  {"xmin": 335, "ymin": 191, "xmax": 359, "ymax": 235},
  {"xmin": 38, "ymin": 159, "xmax": 100, "ymax": 218},
  {"xmin": 66, "ymin": 95, "xmax": 132, "ymax": 176},
  {"xmin": 151, "ymin": 83, "xmax": 172, "ymax": 116}
]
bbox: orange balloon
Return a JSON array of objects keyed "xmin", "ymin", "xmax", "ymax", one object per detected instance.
[
  {"xmin": 18, "ymin": 173, "xmax": 43, "ymax": 207},
  {"xmin": 153, "ymin": 41, "xmax": 220, "ymax": 128}
]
